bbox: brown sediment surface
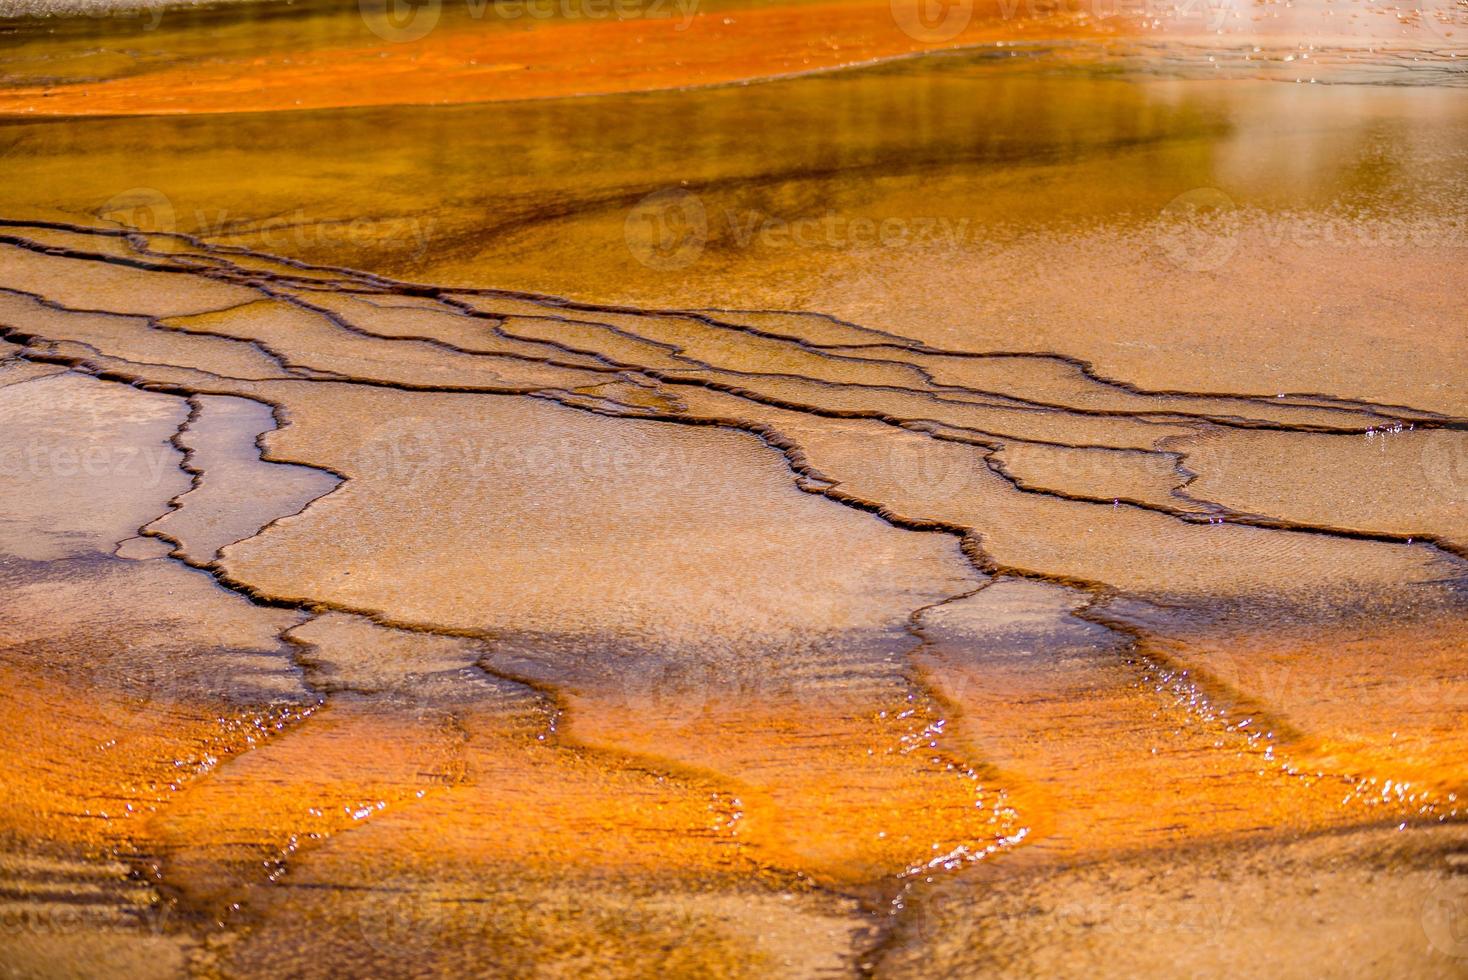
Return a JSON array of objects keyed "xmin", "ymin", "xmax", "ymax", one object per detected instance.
[
  {"xmin": 0, "ymin": 215, "xmax": 1464, "ymax": 972},
  {"xmin": 1, "ymin": 15, "xmax": 1466, "ymax": 975}
]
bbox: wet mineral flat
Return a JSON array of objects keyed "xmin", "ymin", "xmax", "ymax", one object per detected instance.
[{"xmin": 0, "ymin": 1, "xmax": 1465, "ymax": 976}]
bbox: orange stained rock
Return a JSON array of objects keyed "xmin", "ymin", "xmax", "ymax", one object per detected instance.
[
  {"xmin": 2, "ymin": 0, "xmax": 1460, "ymax": 118},
  {"xmin": 0, "ymin": 0, "xmax": 1115, "ymax": 116}
]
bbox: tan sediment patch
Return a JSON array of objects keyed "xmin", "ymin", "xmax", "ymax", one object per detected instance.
[{"xmin": 0, "ymin": 214, "xmax": 1461, "ymax": 972}]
